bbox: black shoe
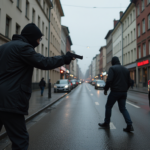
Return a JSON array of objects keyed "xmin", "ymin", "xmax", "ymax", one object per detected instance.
[
  {"xmin": 123, "ymin": 125, "xmax": 134, "ymax": 132},
  {"xmin": 98, "ymin": 123, "xmax": 110, "ymax": 128}
]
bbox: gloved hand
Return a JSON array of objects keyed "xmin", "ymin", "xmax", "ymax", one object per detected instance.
[{"xmin": 62, "ymin": 55, "xmax": 73, "ymax": 65}]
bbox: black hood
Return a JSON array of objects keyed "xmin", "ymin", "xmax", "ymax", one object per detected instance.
[
  {"xmin": 111, "ymin": 56, "xmax": 121, "ymax": 66},
  {"xmin": 12, "ymin": 34, "xmax": 30, "ymax": 43},
  {"xmin": 21, "ymin": 23, "xmax": 43, "ymax": 48}
]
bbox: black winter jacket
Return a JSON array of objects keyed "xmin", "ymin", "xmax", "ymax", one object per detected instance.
[
  {"xmin": 0, "ymin": 35, "xmax": 64, "ymax": 115},
  {"xmin": 104, "ymin": 57, "xmax": 131, "ymax": 92}
]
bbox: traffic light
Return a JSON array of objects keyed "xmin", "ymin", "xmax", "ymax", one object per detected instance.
[{"xmin": 60, "ymin": 70, "xmax": 64, "ymax": 74}]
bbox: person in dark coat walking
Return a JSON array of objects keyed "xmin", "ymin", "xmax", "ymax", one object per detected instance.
[
  {"xmin": 0, "ymin": 23, "xmax": 74, "ymax": 150},
  {"xmin": 98, "ymin": 56, "xmax": 134, "ymax": 132},
  {"xmin": 39, "ymin": 78, "xmax": 46, "ymax": 96}
]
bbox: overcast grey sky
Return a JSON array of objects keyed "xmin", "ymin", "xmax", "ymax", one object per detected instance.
[{"xmin": 61, "ymin": 0, "xmax": 131, "ymax": 76}]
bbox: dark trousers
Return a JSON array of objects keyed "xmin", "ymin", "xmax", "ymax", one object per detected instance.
[
  {"xmin": 41, "ymin": 87, "xmax": 45, "ymax": 95},
  {"xmin": 0, "ymin": 112, "xmax": 29, "ymax": 150},
  {"xmin": 104, "ymin": 91, "xmax": 132, "ymax": 126}
]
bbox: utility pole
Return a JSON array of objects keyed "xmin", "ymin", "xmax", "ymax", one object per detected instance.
[{"xmin": 48, "ymin": 2, "xmax": 53, "ymax": 98}]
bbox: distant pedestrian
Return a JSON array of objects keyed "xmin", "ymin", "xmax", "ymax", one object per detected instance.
[
  {"xmin": 0, "ymin": 23, "xmax": 74, "ymax": 150},
  {"xmin": 98, "ymin": 56, "xmax": 134, "ymax": 132},
  {"xmin": 131, "ymin": 79, "xmax": 134, "ymax": 89},
  {"xmin": 39, "ymin": 78, "xmax": 46, "ymax": 96}
]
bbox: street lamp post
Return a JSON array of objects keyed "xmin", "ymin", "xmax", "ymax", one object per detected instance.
[{"xmin": 48, "ymin": 3, "xmax": 53, "ymax": 98}]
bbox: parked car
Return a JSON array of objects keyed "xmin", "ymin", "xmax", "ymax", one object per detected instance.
[
  {"xmin": 92, "ymin": 79, "xmax": 101, "ymax": 86},
  {"xmin": 95, "ymin": 80, "xmax": 105, "ymax": 90},
  {"xmin": 71, "ymin": 80, "xmax": 77, "ymax": 88},
  {"xmin": 54, "ymin": 79, "xmax": 72, "ymax": 93},
  {"xmin": 69, "ymin": 80, "xmax": 73, "ymax": 90},
  {"xmin": 78, "ymin": 80, "xmax": 82, "ymax": 84}
]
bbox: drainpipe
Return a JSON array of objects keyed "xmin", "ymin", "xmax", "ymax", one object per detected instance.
[
  {"xmin": 119, "ymin": 20, "xmax": 123, "ymax": 65},
  {"xmin": 48, "ymin": 2, "xmax": 53, "ymax": 98}
]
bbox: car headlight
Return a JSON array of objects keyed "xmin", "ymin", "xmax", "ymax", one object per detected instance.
[
  {"xmin": 65, "ymin": 85, "xmax": 68, "ymax": 88},
  {"xmin": 97, "ymin": 84, "xmax": 100, "ymax": 86},
  {"xmin": 54, "ymin": 85, "xmax": 57, "ymax": 88}
]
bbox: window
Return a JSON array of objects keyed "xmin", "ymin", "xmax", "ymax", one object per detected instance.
[
  {"xmin": 143, "ymin": 43, "xmax": 146, "ymax": 57},
  {"xmin": 128, "ymin": 34, "xmax": 129, "ymax": 44},
  {"xmin": 148, "ymin": 0, "xmax": 150, "ymax": 4},
  {"xmin": 17, "ymin": 0, "xmax": 20, "ymax": 8},
  {"xmin": 38, "ymin": 16, "xmax": 40, "ymax": 28},
  {"xmin": 148, "ymin": 14, "xmax": 150, "ymax": 29},
  {"xmin": 134, "ymin": 29, "xmax": 136, "ymax": 40},
  {"xmin": 43, "ymin": 1, "xmax": 45, "ymax": 11},
  {"xmin": 42, "ymin": 22, "xmax": 44, "ymax": 34},
  {"xmin": 45, "ymin": 47, "xmax": 47, "ymax": 57},
  {"xmin": 149, "ymin": 41, "xmax": 150, "ymax": 54},
  {"xmin": 138, "ymin": 24, "xmax": 140, "ymax": 37},
  {"xmin": 142, "ymin": 19, "xmax": 145, "ymax": 33},
  {"xmin": 130, "ymin": 14, "xmax": 132, "ymax": 23},
  {"xmin": 46, "ymin": 27, "xmax": 48, "ymax": 39},
  {"xmin": 139, "ymin": 46, "xmax": 141, "ymax": 58},
  {"xmin": 131, "ymin": 31, "xmax": 133, "ymax": 42},
  {"xmin": 5, "ymin": 16, "xmax": 11, "ymax": 38},
  {"xmin": 25, "ymin": 0, "xmax": 29, "ymax": 18},
  {"xmin": 142, "ymin": 0, "xmax": 145, "ymax": 11},
  {"xmin": 47, "ymin": 8, "xmax": 49, "ymax": 17},
  {"xmin": 137, "ymin": 4, "xmax": 140, "ymax": 16},
  {"xmin": 133, "ymin": 10, "xmax": 135, "ymax": 20},
  {"xmin": 16, "ymin": 24, "xmax": 20, "ymax": 34},
  {"xmin": 131, "ymin": 50, "xmax": 133, "ymax": 62},
  {"xmin": 128, "ymin": 17, "xmax": 129, "ymax": 26},
  {"xmin": 32, "ymin": 9, "xmax": 35, "ymax": 23},
  {"xmin": 41, "ymin": 44, "xmax": 44, "ymax": 55}
]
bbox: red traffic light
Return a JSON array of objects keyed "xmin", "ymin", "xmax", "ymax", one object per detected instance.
[{"xmin": 60, "ymin": 70, "xmax": 64, "ymax": 74}]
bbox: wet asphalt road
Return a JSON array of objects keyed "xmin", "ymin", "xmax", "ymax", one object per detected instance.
[{"xmin": 6, "ymin": 83, "xmax": 150, "ymax": 150}]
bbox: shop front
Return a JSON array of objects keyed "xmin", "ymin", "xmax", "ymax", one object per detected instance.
[
  {"xmin": 137, "ymin": 59, "xmax": 149, "ymax": 87},
  {"xmin": 125, "ymin": 63, "xmax": 136, "ymax": 86},
  {"xmin": 60, "ymin": 66, "xmax": 66, "ymax": 79}
]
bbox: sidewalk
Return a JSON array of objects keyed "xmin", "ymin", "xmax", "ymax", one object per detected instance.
[
  {"xmin": 0, "ymin": 88, "xmax": 67, "ymax": 136},
  {"xmin": 129, "ymin": 87, "xmax": 148, "ymax": 94}
]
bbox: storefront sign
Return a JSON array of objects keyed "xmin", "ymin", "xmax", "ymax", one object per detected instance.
[{"xmin": 137, "ymin": 60, "xmax": 149, "ymax": 67}]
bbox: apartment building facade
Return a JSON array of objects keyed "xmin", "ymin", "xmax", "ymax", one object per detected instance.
[
  {"xmin": 96, "ymin": 54, "xmax": 100, "ymax": 77},
  {"xmin": 0, "ymin": 0, "xmax": 52, "ymax": 89},
  {"xmin": 133, "ymin": 0, "xmax": 150, "ymax": 87},
  {"xmin": 121, "ymin": 3, "xmax": 137, "ymax": 83},
  {"xmin": 105, "ymin": 29, "xmax": 113, "ymax": 73}
]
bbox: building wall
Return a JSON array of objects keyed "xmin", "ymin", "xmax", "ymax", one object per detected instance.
[
  {"xmin": 100, "ymin": 50, "xmax": 103, "ymax": 73},
  {"xmin": 0, "ymin": 0, "xmax": 51, "ymax": 89},
  {"xmin": 112, "ymin": 25, "xmax": 123, "ymax": 64},
  {"xmin": 123, "ymin": 6, "xmax": 137, "ymax": 65},
  {"xmin": 50, "ymin": 0, "xmax": 63, "ymax": 85},
  {"xmin": 102, "ymin": 47, "xmax": 107, "ymax": 72},
  {"xmin": 96, "ymin": 54, "xmax": 100, "ymax": 76},
  {"xmin": 61, "ymin": 27, "xmax": 66, "ymax": 55}
]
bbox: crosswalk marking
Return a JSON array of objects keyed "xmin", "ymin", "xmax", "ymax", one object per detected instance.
[
  {"xmin": 95, "ymin": 102, "xmax": 99, "ymax": 105},
  {"xmin": 110, "ymin": 122, "xmax": 116, "ymax": 129},
  {"xmin": 126, "ymin": 102, "xmax": 140, "ymax": 108}
]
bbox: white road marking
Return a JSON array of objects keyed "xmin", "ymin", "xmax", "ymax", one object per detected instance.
[
  {"xmin": 95, "ymin": 102, "xmax": 99, "ymax": 105},
  {"xmin": 110, "ymin": 122, "xmax": 116, "ymax": 129},
  {"xmin": 126, "ymin": 102, "xmax": 140, "ymax": 108}
]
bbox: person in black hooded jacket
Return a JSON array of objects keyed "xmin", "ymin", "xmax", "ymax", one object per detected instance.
[
  {"xmin": 0, "ymin": 23, "xmax": 74, "ymax": 150},
  {"xmin": 98, "ymin": 56, "xmax": 134, "ymax": 132}
]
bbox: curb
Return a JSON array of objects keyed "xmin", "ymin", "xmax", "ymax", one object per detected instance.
[
  {"xmin": 0, "ymin": 93, "xmax": 68, "ymax": 140},
  {"xmin": 129, "ymin": 89, "xmax": 148, "ymax": 94}
]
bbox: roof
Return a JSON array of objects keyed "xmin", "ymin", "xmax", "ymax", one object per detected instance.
[
  {"xmin": 68, "ymin": 36, "xmax": 73, "ymax": 46},
  {"xmin": 55, "ymin": 0, "xmax": 64, "ymax": 16},
  {"xmin": 62, "ymin": 25, "xmax": 70, "ymax": 35},
  {"xmin": 99, "ymin": 46, "xmax": 106, "ymax": 52},
  {"xmin": 112, "ymin": 1, "xmax": 134, "ymax": 34},
  {"xmin": 105, "ymin": 29, "xmax": 113, "ymax": 39}
]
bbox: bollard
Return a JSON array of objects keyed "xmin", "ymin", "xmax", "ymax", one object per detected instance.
[{"xmin": 48, "ymin": 79, "xmax": 51, "ymax": 98}]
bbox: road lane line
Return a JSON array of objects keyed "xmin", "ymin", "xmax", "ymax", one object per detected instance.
[
  {"xmin": 110, "ymin": 122, "xmax": 116, "ymax": 129},
  {"xmin": 95, "ymin": 102, "xmax": 99, "ymax": 105},
  {"xmin": 126, "ymin": 102, "xmax": 140, "ymax": 108}
]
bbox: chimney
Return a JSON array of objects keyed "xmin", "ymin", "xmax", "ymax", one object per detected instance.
[
  {"xmin": 120, "ymin": 11, "xmax": 123, "ymax": 18},
  {"xmin": 114, "ymin": 19, "xmax": 118, "ymax": 28}
]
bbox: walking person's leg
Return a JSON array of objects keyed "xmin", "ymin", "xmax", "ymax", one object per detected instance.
[
  {"xmin": 117, "ymin": 92, "xmax": 134, "ymax": 132},
  {"xmin": 99, "ymin": 92, "xmax": 117, "ymax": 127},
  {"xmin": 0, "ymin": 112, "xmax": 29, "ymax": 150}
]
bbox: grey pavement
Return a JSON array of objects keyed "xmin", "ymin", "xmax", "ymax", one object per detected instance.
[
  {"xmin": 129, "ymin": 86, "xmax": 148, "ymax": 94},
  {"xmin": 0, "ymin": 88, "xmax": 67, "ymax": 136},
  {"xmin": 5, "ymin": 83, "xmax": 150, "ymax": 150}
]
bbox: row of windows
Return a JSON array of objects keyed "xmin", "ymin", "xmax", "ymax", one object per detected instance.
[
  {"xmin": 113, "ymin": 41, "xmax": 121, "ymax": 55},
  {"xmin": 137, "ymin": 0, "xmax": 150, "ymax": 16},
  {"xmin": 36, "ymin": 44, "xmax": 48, "ymax": 57},
  {"xmin": 51, "ymin": 32, "xmax": 60, "ymax": 52},
  {"xmin": 52, "ymin": 0, "xmax": 61, "ymax": 23},
  {"xmin": 37, "ymin": 0, "xmax": 49, "ymax": 17},
  {"xmin": 137, "ymin": 14, "xmax": 150, "ymax": 37},
  {"xmin": 123, "ymin": 49, "xmax": 137, "ymax": 65},
  {"xmin": 123, "ymin": 29, "xmax": 136, "ymax": 47},
  {"xmin": 138, "ymin": 41, "xmax": 150, "ymax": 58},
  {"xmin": 123, "ymin": 10, "xmax": 136, "ymax": 31}
]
